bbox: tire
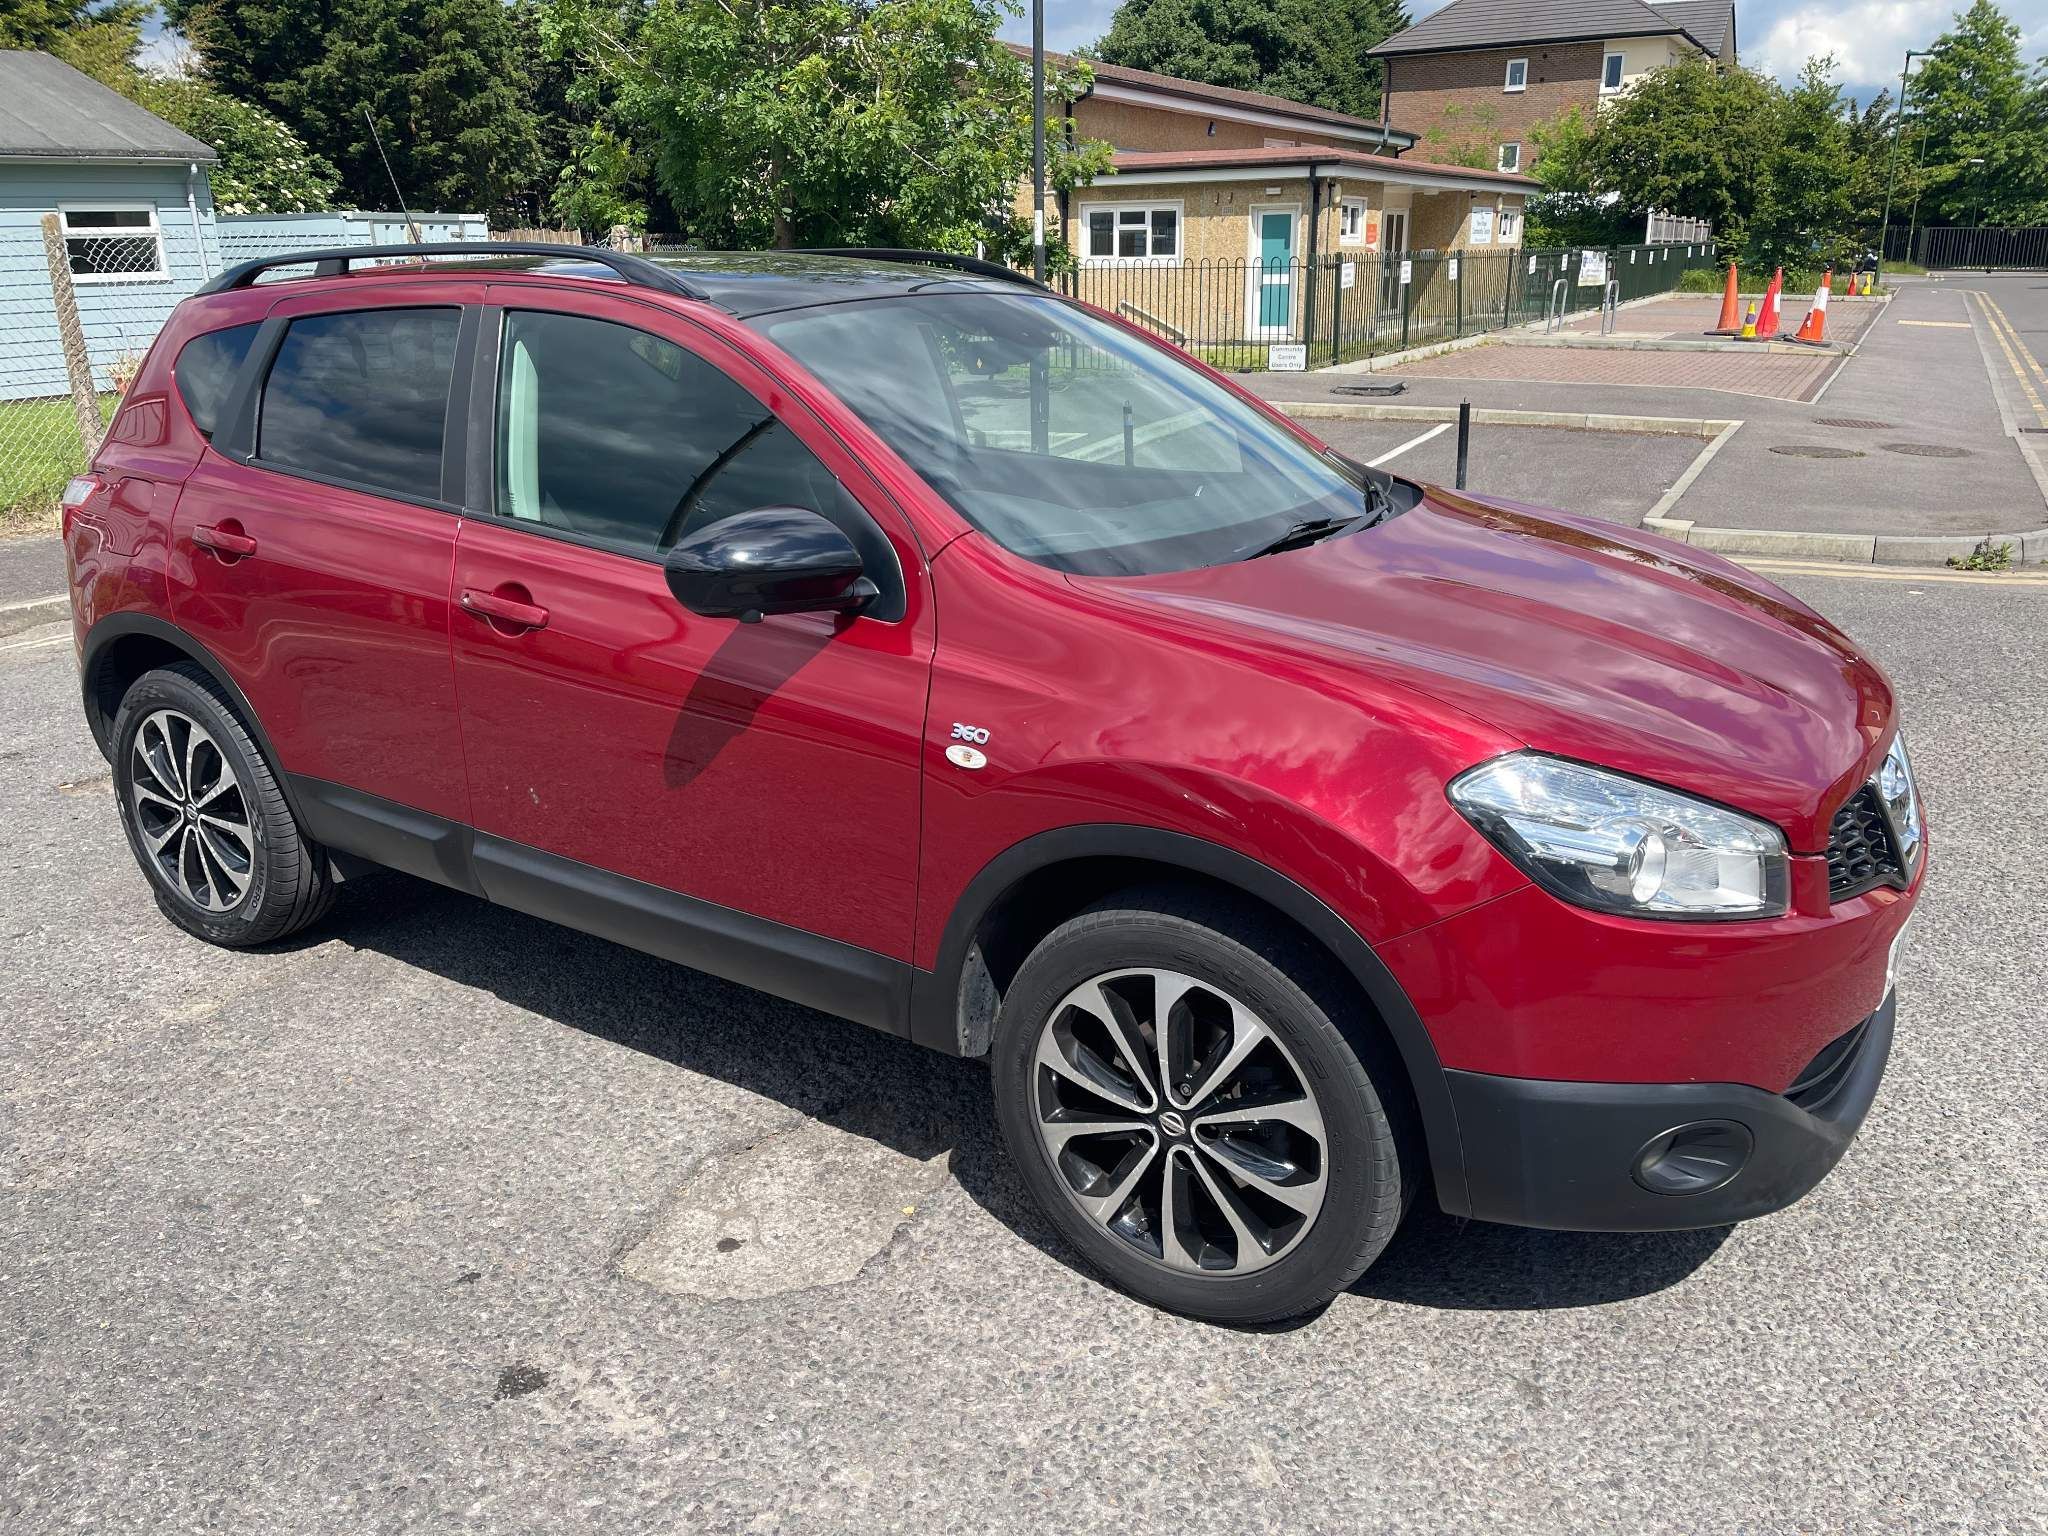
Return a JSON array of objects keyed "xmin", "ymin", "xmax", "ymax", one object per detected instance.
[
  {"xmin": 990, "ymin": 885, "xmax": 1411, "ymax": 1324},
  {"xmin": 111, "ymin": 662, "xmax": 336, "ymax": 948}
]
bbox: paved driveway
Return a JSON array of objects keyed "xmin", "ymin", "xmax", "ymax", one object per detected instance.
[
  {"xmin": 3, "ymin": 564, "xmax": 2044, "ymax": 1533},
  {"xmin": 1383, "ymin": 342, "xmax": 1840, "ymax": 403}
]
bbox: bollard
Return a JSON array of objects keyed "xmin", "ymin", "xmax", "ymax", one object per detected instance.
[{"xmin": 1456, "ymin": 400, "xmax": 1471, "ymax": 491}]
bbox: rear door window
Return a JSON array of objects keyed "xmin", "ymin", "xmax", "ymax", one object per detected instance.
[
  {"xmin": 256, "ymin": 307, "xmax": 460, "ymax": 500},
  {"xmin": 173, "ymin": 322, "xmax": 260, "ymax": 439}
]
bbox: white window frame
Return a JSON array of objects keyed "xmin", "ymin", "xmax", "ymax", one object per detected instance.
[
  {"xmin": 1602, "ymin": 52, "xmax": 1626, "ymax": 93},
  {"xmin": 1078, "ymin": 200, "xmax": 1186, "ymax": 267},
  {"xmin": 1497, "ymin": 142, "xmax": 1521, "ymax": 173},
  {"xmin": 1497, "ymin": 205, "xmax": 1522, "ymax": 244},
  {"xmin": 57, "ymin": 202, "xmax": 169, "ymax": 284},
  {"xmin": 1504, "ymin": 58, "xmax": 1528, "ymax": 92},
  {"xmin": 1338, "ymin": 197, "xmax": 1369, "ymax": 247}
]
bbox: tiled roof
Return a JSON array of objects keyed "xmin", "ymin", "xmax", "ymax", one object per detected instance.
[
  {"xmin": 1002, "ymin": 42, "xmax": 1413, "ymax": 143},
  {"xmin": 1651, "ymin": 1, "xmax": 1736, "ymax": 58},
  {"xmin": 1369, "ymin": 0, "xmax": 1728, "ymax": 58},
  {"xmin": 0, "ymin": 50, "xmax": 217, "ymax": 161},
  {"xmin": 1110, "ymin": 144, "xmax": 1539, "ymax": 189}
]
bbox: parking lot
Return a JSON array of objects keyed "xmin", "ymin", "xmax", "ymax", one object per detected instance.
[{"xmin": 4, "ymin": 555, "xmax": 2044, "ymax": 1533}]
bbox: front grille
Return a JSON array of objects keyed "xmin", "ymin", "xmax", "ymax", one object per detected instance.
[{"xmin": 1826, "ymin": 785, "xmax": 1902, "ymax": 901}]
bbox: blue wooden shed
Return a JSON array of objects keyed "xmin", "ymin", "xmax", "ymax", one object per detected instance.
[{"xmin": 0, "ymin": 50, "xmax": 223, "ymax": 401}]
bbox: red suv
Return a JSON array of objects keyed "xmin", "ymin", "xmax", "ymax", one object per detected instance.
[{"xmin": 65, "ymin": 245, "xmax": 1923, "ymax": 1322}]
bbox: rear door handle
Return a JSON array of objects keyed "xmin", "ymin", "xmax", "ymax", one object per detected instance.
[
  {"xmin": 459, "ymin": 587, "xmax": 550, "ymax": 632},
  {"xmin": 192, "ymin": 523, "xmax": 258, "ymax": 558}
]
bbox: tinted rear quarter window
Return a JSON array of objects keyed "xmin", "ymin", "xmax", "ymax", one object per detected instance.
[
  {"xmin": 257, "ymin": 307, "xmax": 459, "ymax": 500},
  {"xmin": 173, "ymin": 322, "xmax": 260, "ymax": 439}
]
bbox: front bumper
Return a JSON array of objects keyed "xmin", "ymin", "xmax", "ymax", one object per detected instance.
[{"xmin": 1444, "ymin": 990, "xmax": 1894, "ymax": 1231}]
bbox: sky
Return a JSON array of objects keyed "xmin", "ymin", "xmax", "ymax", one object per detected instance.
[{"xmin": 998, "ymin": 0, "xmax": 2048, "ymax": 108}]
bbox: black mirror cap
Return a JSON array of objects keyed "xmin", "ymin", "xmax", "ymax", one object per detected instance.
[{"xmin": 663, "ymin": 505, "xmax": 877, "ymax": 623}]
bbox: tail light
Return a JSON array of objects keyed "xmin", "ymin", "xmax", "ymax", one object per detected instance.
[{"xmin": 62, "ymin": 475, "xmax": 102, "ymax": 509}]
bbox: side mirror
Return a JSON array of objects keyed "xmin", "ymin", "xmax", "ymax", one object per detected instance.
[{"xmin": 663, "ymin": 505, "xmax": 878, "ymax": 623}]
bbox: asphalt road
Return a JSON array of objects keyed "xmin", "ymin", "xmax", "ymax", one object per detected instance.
[{"xmin": 3, "ymin": 563, "xmax": 2045, "ymax": 1534}]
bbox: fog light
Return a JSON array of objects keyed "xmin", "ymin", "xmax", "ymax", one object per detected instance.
[{"xmin": 1632, "ymin": 1120, "xmax": 1753, "ymax": 1196}]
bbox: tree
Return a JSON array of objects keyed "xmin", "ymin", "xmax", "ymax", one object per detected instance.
[
  {"xmin": 550, "ymin": 0, "xmax": 1112, "ymax": 255},
  {"xmin": 0, "ymin": 0, "xmax": 145, "ymax": 80},
  {"xmin": 167, "ymin": 0, "xmax": 543, "ymax": 215},
  {"xmin": 1096, "ymin": 0, "xmax": 1409, "ymax": 120},
  {"xmin": 1523, "ymin": 107, "xmax": 1635, "ymax": 247},
  {"xmin": 1905, "ymin": 0, "xmax": 2048, "ymax": 226},
  {"xmin": 1586, "ymin": 57, "xmax": 1780, "ymax": 257},
  {"xmin": 133, "ymin": 77, "xmax": 344, "ymax": 215},
  {"xmin": 1748, "ymin": 57, "xmax": 1855, "ymax": 270}
]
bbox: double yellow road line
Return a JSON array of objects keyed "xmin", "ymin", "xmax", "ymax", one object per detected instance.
[{"xmin": 1970, "ymin": 290, "xmax": 2048, "ymax": 429}]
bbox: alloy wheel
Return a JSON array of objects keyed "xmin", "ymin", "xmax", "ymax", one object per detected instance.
[
  {"xmin": 1030, "ymin": 967, "xmax": 1329, "ymax": 1275},
  {"xmin": 129, "ymin": 708, "xmax": 254, "ymax": 913}
]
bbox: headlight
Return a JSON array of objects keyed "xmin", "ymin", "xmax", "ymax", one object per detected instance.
[
  {"xmin": 1875, "ymin": 732, "xmax": 1923, "ymax": 873},
  {"xmin": 1450, "ymin": 753, "xmax": 1789, "ymax": 920}
]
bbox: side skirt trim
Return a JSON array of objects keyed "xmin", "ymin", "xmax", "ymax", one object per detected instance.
[{"xmin": 287, "ymin": 774, "xmax": 913, "ymax": 1036}]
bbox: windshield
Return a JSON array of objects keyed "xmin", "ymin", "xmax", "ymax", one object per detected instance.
[{"xmin": 757, "ymin": 291, "xmax": 1375, "ymax": 576}]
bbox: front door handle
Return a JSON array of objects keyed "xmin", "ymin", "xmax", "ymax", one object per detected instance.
[
  {"xmin": 193, "ymin": 523, "xmax": 258, "ymax": 559},
  {"xmin": 459, "ymin": 587, "xmax": 550, "ymax": 632}
]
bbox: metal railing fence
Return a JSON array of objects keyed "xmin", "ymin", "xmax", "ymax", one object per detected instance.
[
  {"xmin": 1059, "ymin": 242, "xmax": 1720, "ymax": 371},
  {"xmin": 1888, "ymin": 226, "xmax": 2048, "ymax": 272}
]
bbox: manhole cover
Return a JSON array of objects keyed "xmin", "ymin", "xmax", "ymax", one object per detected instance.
[
  {"xmin": 1335, "ymin": 380, "xmax": 1407, "ymax": 396},
  {"xmin": 1881, "ymin": 443, "xmax": 1969, "ymax": 458},
  {"xmin": 1770, "ymin": 445, "xmax": 1865, "ymax": 459},
  {"xmin": 1815, "ymin": 418, "xmax": 1891, "ymax": 430}
]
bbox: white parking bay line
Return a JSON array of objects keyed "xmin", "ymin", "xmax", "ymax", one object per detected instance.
[{"xmin": 1366, "ymin": 421, "xmax": 1454, "ymax": 467}]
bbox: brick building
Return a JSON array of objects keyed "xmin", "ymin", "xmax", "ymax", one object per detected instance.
[{"xmin": 1370, "ymin": 0, "xmax": 1736, "ymax": 177}]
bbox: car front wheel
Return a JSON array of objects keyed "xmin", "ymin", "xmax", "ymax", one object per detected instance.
[{"xmin": 991, "ymin": 888, "xmax": 1411, "ymax": 1324}]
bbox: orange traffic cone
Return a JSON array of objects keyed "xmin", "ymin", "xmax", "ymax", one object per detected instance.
[
  {"xmin": 1708, "ymin": 260, "xmax": 1742, "ymax": 335},
  {"xmin": 1790, "ymin": 269, "xmax": 1831, "ymax": 346},
  {"xmin": 1754, "ymin": 268, "xmax": 1785, "ymax": 339},
  {"xmin": 1738, "ymin": 300, "xmax": 1759, "ymax": 340}
]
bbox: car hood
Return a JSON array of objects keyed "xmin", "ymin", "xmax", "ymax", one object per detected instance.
[{"xmin": 1081, "ymin": 490, "xmax": 1895, "ymax": 851}]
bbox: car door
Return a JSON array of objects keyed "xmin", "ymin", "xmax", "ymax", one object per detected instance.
[
  {"xmin": 448, "ymin": 285, "xmax": 933, "ymax": 981},
  {"xmin": 171, "ymin": 283, "xmax": 479, "ymax": 833}
]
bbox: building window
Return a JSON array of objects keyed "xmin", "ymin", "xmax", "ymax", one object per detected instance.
[
  {"xmin": 1339, "ymin": 198, "xmax": 1368, "ymax": 247},
  {"xmin": 59, "ymin": 205, "xmax": 167, "ymax": 282},
  {"xmin": 1504, "ymin": 58, "xmax": 1528, "ymax": 92},
  {"xmin": 1082, "ymin": 204, "xmax": 1182, "ymax": 265},
  {"xmin": 1602, "ymin": 52, "xmax": 1626, "ymax": 91},
  {"xmin": 1498, "ymin": 142, "xmax": 1521, "ymax": 173},
  {"xmin": 1498, "ymin": 207, "xmax": 1522, "ymax": 243}
]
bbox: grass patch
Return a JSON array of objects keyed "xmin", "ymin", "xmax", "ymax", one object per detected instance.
[
  {"xmin": 2, "ymin": 394, "xmax": 114, "ymax": 534},
  {"xmin": 1676, "ymin": 267, "xmax": 1890, "ymax": 297}
]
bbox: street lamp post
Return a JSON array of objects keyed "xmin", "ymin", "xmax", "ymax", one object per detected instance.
[
  {"xmin": 1879, "ymin": 47, "xmax": 1934, "ymax": 279},
  {"xmin": 1031, "ymin": 0, "xmax": 1046, "ymax": 285}
]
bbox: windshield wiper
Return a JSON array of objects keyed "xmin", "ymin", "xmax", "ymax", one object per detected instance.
[{"xmin": 1243, "ymin": 510, "xmax": 1370, "ymax": 561}]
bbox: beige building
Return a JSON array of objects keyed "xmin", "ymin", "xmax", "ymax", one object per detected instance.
[{"xmin": 1017, "ymin": 49, "xmax": 1536, "ymax": 344}]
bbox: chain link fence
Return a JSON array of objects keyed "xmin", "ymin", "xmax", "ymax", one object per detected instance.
[
  {"xmin": 2, "ymin": 218, "xmax": 178, "ymax": 531},
  {"xmin": 1061, "ymin": 242, "xmax": 1721, "ymax": 372}
]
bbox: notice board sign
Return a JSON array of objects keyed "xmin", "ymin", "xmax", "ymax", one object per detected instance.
[{"xmin": 1267, "ymin": 343, "xmax": 1308, "ymax": 372}]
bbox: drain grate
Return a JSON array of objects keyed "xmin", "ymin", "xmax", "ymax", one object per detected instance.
[
  {"xmin": 1335, "ymin": 380, "xmax": 1407, "ymax": 396},
  {"xmin": 1815, "ymin": 418, "xmax": 1891, "ymax": 430},
  {"xmin": 1771, "ymin": 445, "xmax": 1865, "ymax": 459},
  {"xmin": 1881, "ymin": 443, "xmax": 1969, "ymax": 458}
]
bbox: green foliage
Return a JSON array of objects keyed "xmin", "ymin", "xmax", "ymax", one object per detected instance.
[
  {"xmin": 552, "ymin": 122, "xmax": 647, "ymax": 236},
  {"xmin": 130, "ymin": 77, "xmax": 343, "ymax": 214},
  {"xmin": 1905, "ymin": 0, "xmax": 2048, "ymax": 226},
  {"xmin": 1, "ymin": 0, "xmax": 145, "ymax": 80},
  {"xmin": 550, "ymin": 0, "xmax": 1112, "ymax": 251},
  {"xmin": 1415, "ymin": 100, "xmax": 1500, "ymax": 169},
  {"xmin": 170, "ymin": 0, "xmax": 544, "ymax": 215},
  {"xmin": 1747, "ymin": 57, "xmax": 1857, "ymax": 271},
  {"xmin": 1947, "ymin": 540, "xmax": 2013, "ymax": 571},
  {"xmin": 1096, "ymin": 0, "xmax": 1409, "ymax": 120},
  {"xmin": 1523, "ymin": 108, "xmax": 1636, "ymax": 247}
]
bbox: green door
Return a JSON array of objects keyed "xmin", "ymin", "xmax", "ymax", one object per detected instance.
[{"xmin": 1257, "ymin": 211, "xmax": 1295, "ymax": 331}]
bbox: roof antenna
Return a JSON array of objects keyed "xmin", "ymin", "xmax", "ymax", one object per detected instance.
[{"xmin": 363, "ymin": 106, "xmax": 422, "ymax": 243}]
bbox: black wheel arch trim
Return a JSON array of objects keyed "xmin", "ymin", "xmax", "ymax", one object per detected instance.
[
  {"xmin": 79, "ymin": 612, "xmax": 315, "ymax": 830},
  {"xmin": 910, "ymin": 823, "xmax": 1472, "ymax": 1217}
]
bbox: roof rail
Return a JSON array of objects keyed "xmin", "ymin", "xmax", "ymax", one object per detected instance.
[
  {"xmin": 802, "ymin": 248, "xmax": 1049, "ymax": 291},
  {"xmin": 197, "ymin": 241, "xmax": 710, "ymax": 300}
]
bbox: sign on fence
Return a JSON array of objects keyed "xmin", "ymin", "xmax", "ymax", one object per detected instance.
[
  {"xmin": 1399, "ymin": 259, "xmax": 1413, "ymax": 286},
  {"xmin": 1448, "ymin": 258, "xmax": 1460, "ymax": 281},
  {"xmin": 1340, "ymin": 261, "xmax": 1356, "ymax": 290},
  {"xmin": 1267, "ymin": 343, "xmax": 1307, "ymax": 372},
  {"xmin": 1579, "ymin": 250, "xmax": 1609, "ymax": 286}
]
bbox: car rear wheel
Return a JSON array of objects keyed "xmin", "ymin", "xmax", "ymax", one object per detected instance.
[
  {"xmin": 111, "ymin": 663, "xmax": 335, "ymax": 947},
  {"xmin": 991, "ymin": 888, "xmax": 1410, "ymax": 1324}
]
